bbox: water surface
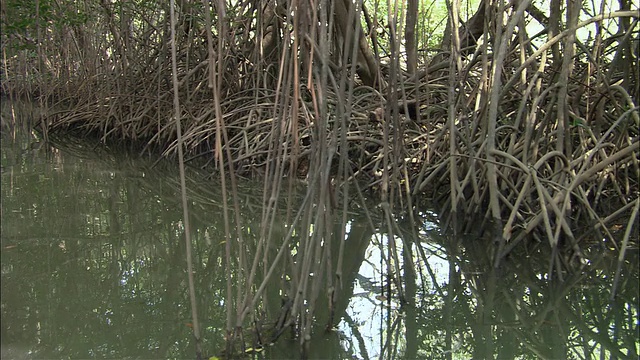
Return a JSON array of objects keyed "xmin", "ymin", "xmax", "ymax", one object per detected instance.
[{"xmin": 1, "ymin": 101, "xmax": 637, "ymax": 359}]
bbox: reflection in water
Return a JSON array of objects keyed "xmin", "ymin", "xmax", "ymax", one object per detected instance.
[{"xmin": 1, "ymin": 100, "xmax": 638, "ymax": 359}]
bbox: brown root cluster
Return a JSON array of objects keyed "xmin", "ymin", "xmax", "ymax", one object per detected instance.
[
  {"xmin": 41, "ymin": 49, "xmax": 638, "ymax": 271},
  {"xmin": 1, "ymin": 1, "xmax": 639, "ymax": 355},
  {"xmin": 2, "ymin": 2, "xmax": 638, "ymax": 276}
]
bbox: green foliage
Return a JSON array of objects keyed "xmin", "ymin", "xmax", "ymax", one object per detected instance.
[
  {"xmin": 1, "ymin": 0, "xmax": 89, "ymax": 52},
  {"xmin": 362, "ymin": 0, "xmax": 481, "ymax": 62},
  {"xmin": 2, "ymin": 0, "xmax": 39, "ymax": 47}
]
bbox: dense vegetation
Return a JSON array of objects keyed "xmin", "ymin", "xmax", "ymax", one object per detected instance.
[{"xmin": 2, "ymin": 0, "xmax": 638, "ymax": 357}]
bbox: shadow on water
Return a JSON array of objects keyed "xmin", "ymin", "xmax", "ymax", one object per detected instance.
[{"xmin": 1, "ymin": 100, "xmax": 638, "ymax": 359}]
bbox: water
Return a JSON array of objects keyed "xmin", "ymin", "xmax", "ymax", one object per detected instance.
[{"xmin": 1, "ymin": 100, "xmax": 638, "ymax": 359}]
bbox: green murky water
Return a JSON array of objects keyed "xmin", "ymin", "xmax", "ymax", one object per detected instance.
[{"xmin": 1, "ymin": 100, "xmax": 638, "ymax": 359}]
